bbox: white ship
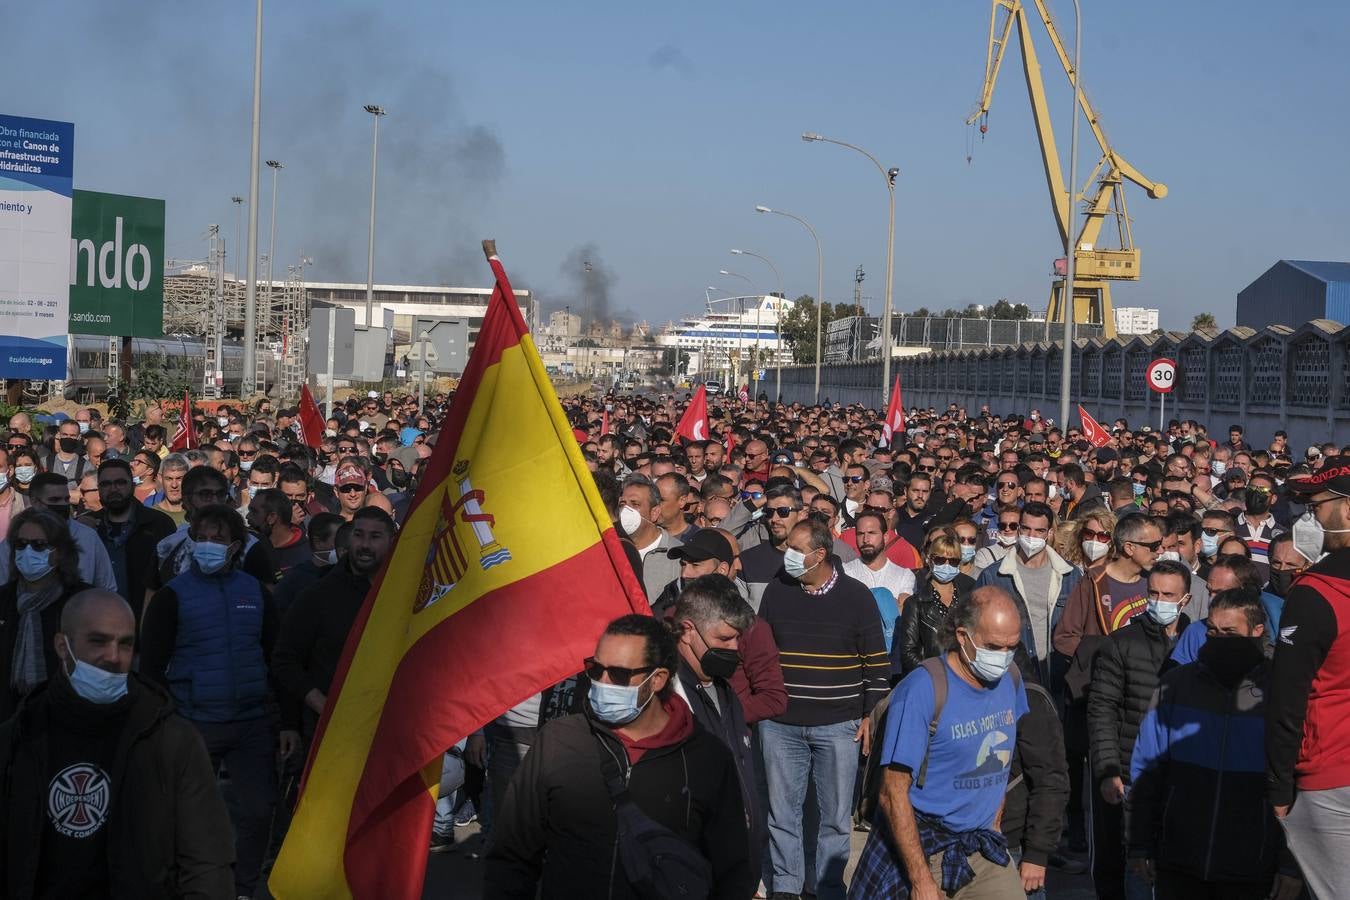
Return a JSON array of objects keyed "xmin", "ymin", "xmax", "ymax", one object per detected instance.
[{"xmin": 656, "ymin": 293, "xmax": 790, "ymax": 377}]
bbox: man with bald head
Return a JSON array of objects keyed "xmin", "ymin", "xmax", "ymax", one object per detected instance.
[
  {"xmin": 854, "ymin": 586, "xmax": 1030, "ymax": 897},
  {"xmin": 0, "ymin": 589, "xmax": 233, "ymax": 897}
]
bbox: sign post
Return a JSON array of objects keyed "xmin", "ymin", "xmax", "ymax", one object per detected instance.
[
  {"xmin": 1147, "ymin": 357, "xmax": 1176, "ymax": 432},
  {"xmin": 0, "ymin": 114, "xmax": 74, "ymax": 382}
]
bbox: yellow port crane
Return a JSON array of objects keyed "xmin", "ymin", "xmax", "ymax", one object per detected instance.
[{"xmin": 968, "ymin": 0, "xmax": 1167, "ymax": 337}]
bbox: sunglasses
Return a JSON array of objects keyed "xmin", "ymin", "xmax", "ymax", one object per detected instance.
[
  {"xmin": 12, "ymin": 538, "xmax": 51, "ymax": 552},
  {"xmin": 337, "ymin": 446, "xmax": 357, "ymax": 454},
  {"xmin": 766, "ymin": 506, "xmax": 799, "ymax": 519},
  {"xmin": 996, "ymin": 482, "xmax": 1018, "ymax": 490},
  {"xmin": 238, "ymin": 449, "xmax": 257, "ymax": 459},
  {"xmin": 741, "ymin": 491, "xmax": 764, "ymax": 500},
  {"xmin": 997, "ymin": 522, "xmax": 1020, "ymax": 532},
  {"xmin": 863, "ymin": 505, "xmax": 892, "ymax": 514},
  {"xmin": 928, "ymin": 555, "xmax": 961, "ymax": 567},
  {"xmin": 956, "ymin": 536, "xmax": 978, "ymax": 545},
  {"xmin": 1129, "ymin": 539, "xmax": 1163, "ymax": 552},
  {"xmin": 846, "ymin": 475, "xmax": 867, "ymax": 484},
  {"xmin": 337, "ymin": 484, "xmax": 365, "ymax": 494},
  {"xmin": 917, "ymin": 465, "xmax": 936, "ymax": 473},
  {"xmin": 583, "ymin": 657, "xmax": 658, "ymax": 687},
  {"xmin": 1082, "ymin": 528, "xmax": 1111, "ymax": 542},
  {"xmin": 1201, "ymin": 527, "xmax": 1233, "ymax": 537}
]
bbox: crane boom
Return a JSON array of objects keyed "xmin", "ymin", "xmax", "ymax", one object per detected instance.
[{"xmin": 968, "ymin": 0, "xmax": 1167, "ymax": 333}]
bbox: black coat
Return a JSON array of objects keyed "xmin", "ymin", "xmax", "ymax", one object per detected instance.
[
  {"xmin": 484, "ymin": 708, "xmax": 755, "ymax": 900},
  {"xmin": 893, "ymin": 571, "xmax": 977, "ymax": 676},
  {"xmin": 78, "ymin": 504, "xmax": 177, "ymax": 622},
  {"xmin": 1002, "ymin": 681, "xmax": 1070, "ymax": 867},
  {"xmin": 0, "ymin": 674, "xmax": 234, "ymax": 899},
  {"xmin": 1087, "ymin": 612, "xmax": 1184, "ymax": 784},
  {"xmin": 0, "ymin": 579, "xmax": 93, "ymax": 721}
]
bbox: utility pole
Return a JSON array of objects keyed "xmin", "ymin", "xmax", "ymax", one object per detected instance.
[
  {"xmin": 363, "ymin": 105, "xmax": 386, "ymax": 327},
  {"xmin": 1058, "ymin": 0, "xmax": 1083, "ymax": 429},
  {"xmin": 242, "ymin": 0, "xmax": 264, "ymax": 390}
]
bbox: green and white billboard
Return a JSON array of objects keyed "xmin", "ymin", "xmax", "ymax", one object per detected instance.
[{"xmin": 68, "ymin": 189, "xmax": 164, "ymax": 337}]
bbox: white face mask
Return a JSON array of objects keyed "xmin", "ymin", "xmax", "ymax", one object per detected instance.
[
  {"xmin": 1082, "ymin": 539, "xmax": 1109, "ymax": 562},
  {"xmin": 1292, "ymin": 508, "xmax": 1350, "ymax": 564},
  {"xmin": 1047, "ymin": 484, "xmax": 1059, "ymax": 500},
  {"xmin": 1157, "ymin": 550, "xmax": 1182, "ymax": 563},
  {"xmin": 995, "ymin": 530, "xmax": 1019, "ymax": 547},
  {"xmin": 1018, "ymin": 535, "xmax": 1047, "ymax": 557},
  {"xmin": 618, "ymin": 505, "xmax": 643, "ymax": 536}
]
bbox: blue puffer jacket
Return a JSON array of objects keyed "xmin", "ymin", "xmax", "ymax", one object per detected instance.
[{"xmin": 165, "ymin": 566, "xmax": 270, "ymax": 723}]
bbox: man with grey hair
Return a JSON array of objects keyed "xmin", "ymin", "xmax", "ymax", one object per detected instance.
[
  {"xmin": 620, "ymin": 473, "xmax": 679, "ymax": 598},
  {"xmin": 0, "ymin": 589, "xmax": 233, "ymax": 897},
  {"xmin": 152, "ymin": 453, "xmax": 190, "ymax": 525},
  {"xmin": 671, "ymin": 573, "xmax": 763, "ymax": 862},
  {"xmin": 852, "ymin": 585, "xmax": 1029, "ymax": 898}
]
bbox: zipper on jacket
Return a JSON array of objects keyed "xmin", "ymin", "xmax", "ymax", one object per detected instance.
[
  {"xmin": 599, "ymin": 736, "xmax": 628, "ymax": 899},
  {"xmin": 1202, "ymin": 689, "xmax": 1234, "ymax": 879}
]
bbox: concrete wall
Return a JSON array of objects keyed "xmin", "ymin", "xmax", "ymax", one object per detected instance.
[{"xmin": 774, "ymin": 320, "xmax": 1350, "ymax": 450}]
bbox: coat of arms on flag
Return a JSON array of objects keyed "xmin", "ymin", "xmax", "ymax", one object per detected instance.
[{"xmin": 415, "ymin": 459, "xmax": 513, "ymax": 613}]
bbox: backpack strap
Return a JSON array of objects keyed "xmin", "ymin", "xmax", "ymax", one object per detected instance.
[{"xmin": 916, "ymin": 657, "xmax": 949, "ymax": 789}]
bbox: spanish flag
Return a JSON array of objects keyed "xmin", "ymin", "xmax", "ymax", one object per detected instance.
[{"xmin": 268, "ymin": 241, "xmax": 650, "ymax": 899}]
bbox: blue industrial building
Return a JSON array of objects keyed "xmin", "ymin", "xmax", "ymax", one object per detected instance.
[{"xmin": 1236, "ymin": 260, "xmax": 1350, "ymax": 329}]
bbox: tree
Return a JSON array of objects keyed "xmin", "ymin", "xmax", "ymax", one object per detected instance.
[
  {"xmin": 1192, "ymin": 312, "xmax": 1218, "ymax": 332},
  {"xmin": 778, "ymin": 295, "xmax": 853, "ymax": 365}
]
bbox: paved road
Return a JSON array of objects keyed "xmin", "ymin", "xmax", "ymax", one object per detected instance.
[{"xmin": 420, "ymin": 824, "xmax": 1096, "ymax": 898}]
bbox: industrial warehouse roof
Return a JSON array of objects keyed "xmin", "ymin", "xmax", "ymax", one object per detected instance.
[{"xmin": 1282, "ymin": 260, "xmax": 1350, "ymax": 283}]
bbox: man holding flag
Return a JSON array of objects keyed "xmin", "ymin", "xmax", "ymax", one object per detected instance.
[{"xmin": 268, "ymin": 242, "xmax": 652, "ymax": 899}]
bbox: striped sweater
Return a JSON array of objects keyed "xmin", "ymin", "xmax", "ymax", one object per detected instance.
[{"xmin": 759, "ymin": 564, "xmax": 891, "ymax": 726}]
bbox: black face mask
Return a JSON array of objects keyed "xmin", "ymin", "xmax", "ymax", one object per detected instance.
[
  {"xmin": 1246, "ymin": 491, "xmax": 1272, "ymax": 515},
  {"xmin": 388, "ymin": 468, "xmax": 411, "ymax": 489},
  {"xmin": 1198, "ymin": 634, "xmax": 1266, "ymax": 687},
  {"xmin": 695, "ymin": 624, "xmax": 740, "ymax": 681},
  {"xmin": 1268, "ymin": 569, "xmax": 1297, "ymax": 597},
  {"xmin": 58, "ymin": 437, "xmax": 80, "ymax": 454}
]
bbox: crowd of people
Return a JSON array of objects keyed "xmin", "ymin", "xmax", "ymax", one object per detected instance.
[{"xmin": 0, "ymin": 387, "xmax": 1347, "ymax": 900}]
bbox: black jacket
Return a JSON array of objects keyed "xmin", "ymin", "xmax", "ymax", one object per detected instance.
[
  {"xmin": 893, "ymin": 572, "xmax": 977, "ymax": 677},
  {"xmin": 1087, "ymin": 612, "xmax": 1184, "ymax": 784},
  {"xmin": 0, "ymin": 674, "xmax": 234, "ymax": 899},
  {"xmin": 674, "ymin": 662, "xmax": 764, "ymax": 860},
  {"xmin": 1001, "ymin": 681, "xmax": 1069, "ymax": 867},
  {"xmin": 484, "ymin": 707, "xmax": 755, "ymax": 899},
  {"xmin": 0, "ymin": 580, "xmax": 93, "ymax": 722},
  {"xmin": 78, "ymin": 504, "xmax": 176, "ymax": 622}
]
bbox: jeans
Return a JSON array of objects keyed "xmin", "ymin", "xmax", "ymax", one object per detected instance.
[
  {"xmin": 1088, "ymin": 779, "xmax": 1153, "ymax": 900},
  {"xmin": 194, "ymin": 717, "xmax": 277, "ymax": 898},
  {"xmin": 760, "ymin": 717, "xmax": 860, "ymax": 900}
]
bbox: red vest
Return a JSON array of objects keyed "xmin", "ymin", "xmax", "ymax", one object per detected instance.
[{"xmin": 1294, "ymin": 572, "xmax": 1350, "ymax": 792}]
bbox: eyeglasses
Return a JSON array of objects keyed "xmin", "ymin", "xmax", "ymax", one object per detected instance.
[
  {"xmin": 997, "ymin": 521, "xmax": 1020, "ymax": 532},
  {"xmin": 928, "ymin": 555, "xmax": 961, "ymax": 567},
  {"xmin": 12, "ymin": 538, "xmax": 51, "ymax": 552},
  {"xmin": 863, "ymin": 505, "xmax": 891, "ymax": 514},
  {"xmin": 845, "ymin": 475, "xmax": 867, "ymax": 483},
  {"xmin": 766, "ymin": 506, "xmax": 799, "ymax": 519},
  {"xmin": 583, "ymin": 656, "xmax": 658, "ymax": 687},
  {"xmin": 1304, "ymin": 495, "xmax": 1345, "ymax": 512},
  {"xmin": 1128, "ymin": 539, "xmax": 1163, "ymax": 552},
  {"xmin": 996, "ymin": 481, "xmax": 1018, "ymax": 490},
  {"xmin": 337, "ymin": 445, "xmax": 357, "ymax": 454},
  {"xmin": 956, "ymin": 536, "xmax": 978, "ymax": 545},
  {"xmin": 337, "ymin": 484, "xmax": 365, "ymax": 494},
  {"xmin": 1082, "ymin": 528, "xmax": 1111, "ymax": 543},
  {"xmin": 238, "ymin": 449, "xmax": 257, "ymax": 459},
  {"xmin": 917, "ymin": 465, "xmax": 936, "ymax": 473},
  {"xmin": 741, "ymin": 491, "xmax": 764, "ymax": 500},
  {"xmin": 1201, "ymin": 527, "xmax": 1233, "ymax": 537},
  {"xmin": 1249, "ymin": 486, "xmax": 1273, "ymax": 496}
]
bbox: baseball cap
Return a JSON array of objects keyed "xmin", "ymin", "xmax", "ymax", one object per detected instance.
[
  {"xmin": 335, "ymin": 463, "xmax": 367, "ymax": 488},
  {"xmin": 667, "ymin": 530, "xmax": 734, "ymax": 565},
  {"xmin": 1287, "ymin": 458, "xmax": 1350, "ymax": 495}
]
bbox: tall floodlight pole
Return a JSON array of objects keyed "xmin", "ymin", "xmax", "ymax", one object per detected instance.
[
  {"xmin": 363, "ymin": 105, "xmax": 386, "ymax": 327},
  {"xmin": 242, "ymin": 0, "xmax": 264, "ymax": 390},
  {"xmin": 231, "ymin": 196, "xmax": 244, "ymax": 281},
  {"xmin": 264, "ymin": 160, "xmax": 284, "ymax": 343},
  {"xmin": 719, "ymin": 269, "xmax": 758, "ymax": 387},
  {"xmin": 756, "ymin": 205, "xmax": 822, "ymax": 403},
  {"xmin": 731, "ymin": 248, "xmax": 781, "ymax": 400},
  {"xmin": 1058, "ymin": 0, "xmax": 1083, "ymax": 430},
  {"xmin": 801, "ymin": 133, "xmax": 898, "ymax": 405}
]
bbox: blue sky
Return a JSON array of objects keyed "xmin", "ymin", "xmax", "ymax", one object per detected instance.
[{"xmin": 7, "ymin": 1, "xmax": 1349, "ymax": 330}]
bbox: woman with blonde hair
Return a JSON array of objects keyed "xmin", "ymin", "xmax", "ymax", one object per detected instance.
[{"xmin": 893, "ymin": 530, "xmax": 977, "ymax": 676}]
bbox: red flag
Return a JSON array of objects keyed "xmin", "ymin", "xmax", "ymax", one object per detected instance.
[
  {"xmin": 676, "ymin": 385, "xmax": 710, "ymax": 443},
  {"xmin": 725, "ymin": 429, "xmax": 737, "ymax": 458},
  {"xmin": 881, "ymin": 374, "xmax": 904, "ymax": 447},
  {"xmin": 169, "ymin": 390, "xmax": 195, "ymax": 451},
  {"xmin": 600, "ymin": 408, "xmax": 609, "ymax": 436},
  {"xmin": 269, "ymin": 240, "xmax": 648, "ymax": 898},
  {"xmin": 298, "ymin": 384, "xmax": 325, "ymax": 448},
  {"xmin": 1078, "ymin": 405, "xmax": 1112, "ymax": 448}
]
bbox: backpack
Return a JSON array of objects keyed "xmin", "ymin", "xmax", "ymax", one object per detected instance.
[
  {"xmin": 855, "ymin": 656, "xmax": 1022, "ymax": 824},
  {"xmin": 595, "ymin": 734, "xmax": 712, "ymax": 900}
]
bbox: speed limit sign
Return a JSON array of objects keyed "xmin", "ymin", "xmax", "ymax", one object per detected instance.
[{"xmin": 1147, "ymin": 358, "xmax": 1176, "ymax": 394}]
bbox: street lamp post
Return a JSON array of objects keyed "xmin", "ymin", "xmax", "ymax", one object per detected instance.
[
  {"xmin": 756, "ymin": 203, "xmax": 823, "ymax": 403},
  {"xmin": 1058, "ymin": 0, "xmax": 1083, "ymax": 430},
  {"xmin": 242, "ymin": 0, "xmax": 264, "ymax": 390},
  {"xmin": 363, "ymin": 105, "xmax": 386, "ymax": 327},
  {"xmin": 801, "ymin": 132, "xmax": 899, "ymax": 405},
  {"xmin": 731, "ymin": 248, "xmax": 781, "ymax": 401},
  {"xmin": 263, "ymin": 160, "xmax": 284, "ymax": 384},
  {"xmin": 719, "ymin": 269, "xmax": 758, "ymax": 388},
  {"xmin": 231, "ymin": 196, "xmax": 244, "ymax": 281}
]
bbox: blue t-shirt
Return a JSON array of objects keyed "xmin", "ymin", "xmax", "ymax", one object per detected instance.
[
  {"xmin": 880, "ymin": 657, "xmax": 1029, "ymax": 832},
  {"xmin": 871, "ymin": 587, "xmax": 900, "ymax": 652}
]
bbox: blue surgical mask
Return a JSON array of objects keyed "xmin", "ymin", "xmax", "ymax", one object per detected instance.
[
  {"xmin": 192, "ymin": 541, "xmax": 231, "ymax": 575},
  {"xmin": 1200, "ymin": 533, "xmax": 1219, "ymax": 557},
  {"xmin": 240, "ymin": 460, "xmax": 254, "ymax": 472},
  {"xmin": 15, "ymin": 466, "xmax": 36, "ymax": 484},
  {"xmin": 1132, "ymin": 483, "xmax": 1147, "ymax": 497},
  {"xmin": 783, "ymin": 547, "xmax": 819, "ymax": 580},
  {"xmin": 588, "ymin": 673, "xmax": 654, "ymax": 726},
  {"xmin": 63, "ymin": 637, "xmax": 128, "ymax": 704},
  {"xmin": 0, "ymin": 472, "xmax": 7, "ymax": 491},
  {"xmin": 960, "ymin": 634, "xmax": 1015, "ymax": 683},
  {"xmin": 1212, "ymin": 461, "xmax": 1227, "ymax": 476},
  {"xmin": 1146, "ymin": 598, "xmax": 1182, "ymax": 626},
  {"xmin": 932, "ymin": 563, "xmax": 960, "ymax": 584},
  {"xmin": 77, "ymin": 421, "xmax": 90, "ymax": 435},
  {"xmin": 15, "ymin": 546, "xmax": 54, "ymax": 581},
  {"xmin": 960, "ymin": 544, "xmax": 976, "ymax": 564}
]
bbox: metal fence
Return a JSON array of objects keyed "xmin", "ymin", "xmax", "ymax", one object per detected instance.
[{"xmin": 775, "ymin": 319, "xmax": 1350, "ymax": 448}]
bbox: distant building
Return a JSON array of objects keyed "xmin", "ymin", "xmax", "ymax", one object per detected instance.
[
  {"xmin": 1114, "ymin": 306, "xmax": 1160, "ymax": 335},
  {"xmin": 1237, "ymin": 260, "xmax": 1350, "ymax": 329},
  {"xmin": 548, "ymin": 310, "xmax": 581, "ymax": 337}
]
